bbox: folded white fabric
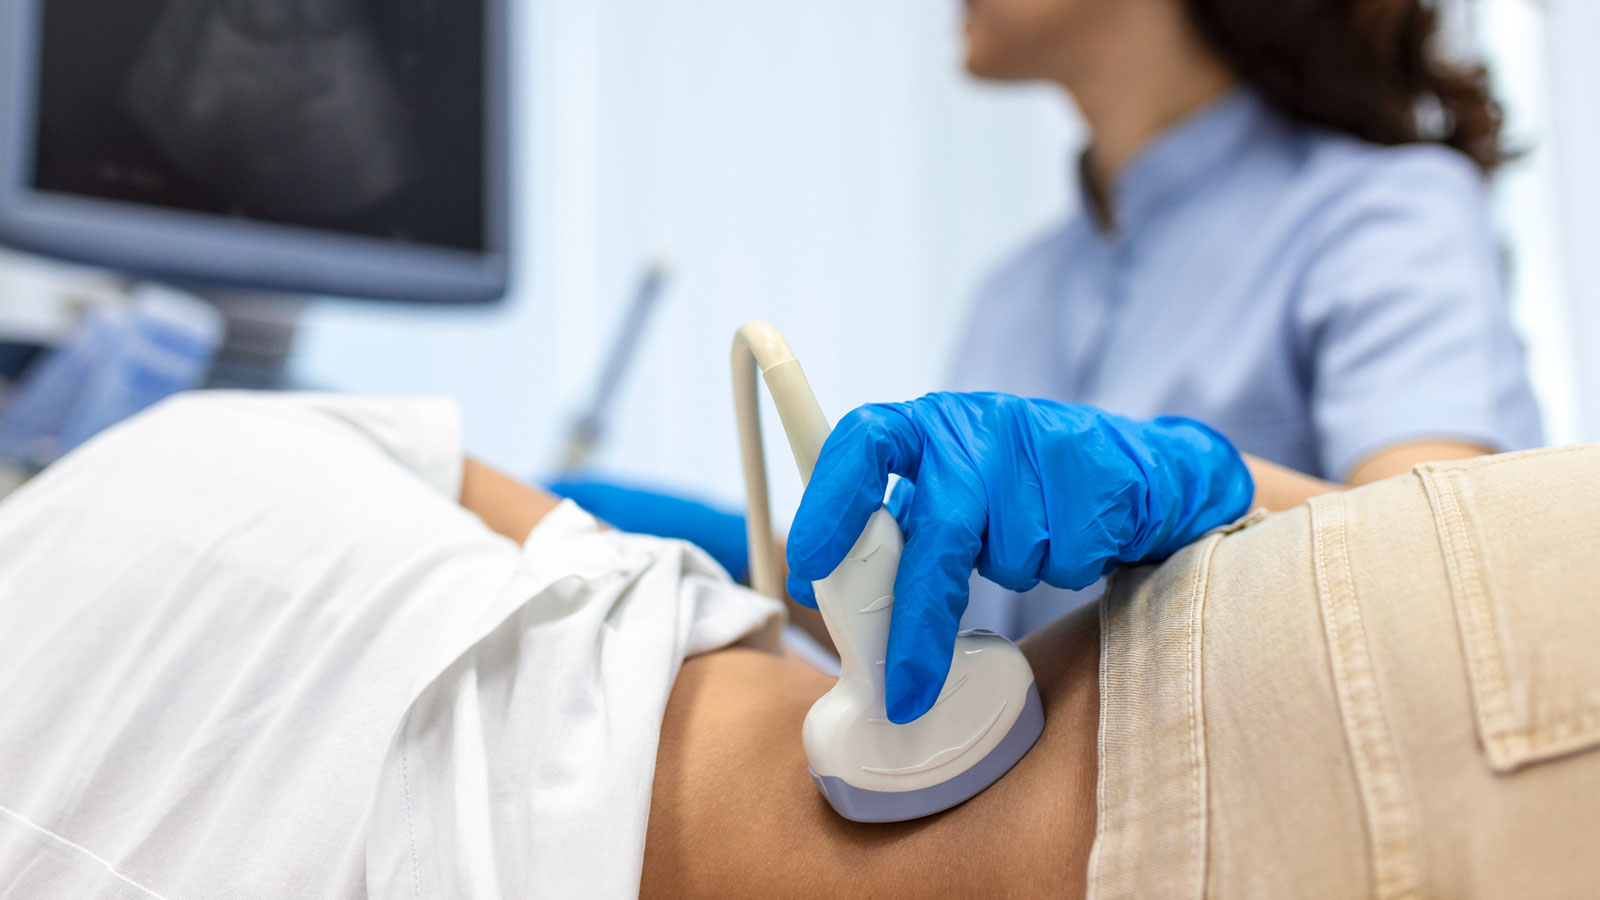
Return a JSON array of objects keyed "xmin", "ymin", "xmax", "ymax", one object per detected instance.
[{"xmin": 0, "ymin": 392, "xmax": 783, "ymax": 900}]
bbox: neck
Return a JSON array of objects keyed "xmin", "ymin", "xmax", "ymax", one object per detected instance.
[{"xmin": 1050, "ymin": 8, "xmax": 1236, "ymax": 221}]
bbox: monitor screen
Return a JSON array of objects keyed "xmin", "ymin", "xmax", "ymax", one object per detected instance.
[
  {"xmin": 34, "ymin": 0, "xmax": 485, "ymax": 253},
  {"xmin": 0, "ymin": 0, "xmax": 508, "ymax": 303}
]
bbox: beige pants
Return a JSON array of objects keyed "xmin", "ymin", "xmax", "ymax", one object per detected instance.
[{"xmin": 1091, "ymin": 446, "xmax": 1600, "ymax": 900}]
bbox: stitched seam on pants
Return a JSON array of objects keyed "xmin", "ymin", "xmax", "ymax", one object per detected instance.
[
  {"xmin": 1087, "ymin": 542, "xmax": 1217, "ymax": 900},
  {"xmin": 1420, "ymin": 468, "xmax": 1519, "ymax": 769},
  {"xmin": 1415, "ymin": 444, "xmax": 1596, "ymax": 478},
  {"xmin": 1187, "ymin": 535, "xmax": 1219, "ymax": 899},
  {"xmin": 1312, "ymin": 495, "xmax": 1425, "ymax": 900},
  {"xmin": 1089, "ymin": 595, "xmax": 1112, "ymax": 900},
  {"xmin": 1090, "ymin": 577, "xmax": 1142, "ymax": 900}
]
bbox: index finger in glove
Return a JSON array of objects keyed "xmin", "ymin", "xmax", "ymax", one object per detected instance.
[
  {"xmin": 883, "ymin": 468, "xmax": 986, "ymax": 724},
  {"xmin": 786, "ymin": 403, "xmax": 924, "ymax": 590}
]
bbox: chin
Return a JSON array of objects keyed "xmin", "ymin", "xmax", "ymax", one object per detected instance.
[
  {"xmin": 964, "ymin": 46, "xmax": 1030, "ymax": 82},
  {"xmin": 964, "ymin": 55, "xmax": 1003, "ymax": 80},
  {"xmin": 962, "ymin": 23, "xmax": 1035, "ymax": 82},
  {"xmin": 962, "ymin": 37, "xmax": 1000, "ymax": 80}
]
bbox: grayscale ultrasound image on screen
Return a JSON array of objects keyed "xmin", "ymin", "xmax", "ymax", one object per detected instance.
[{"xmin": 33, "ymin": 0, "xmax": 485, "ymax": 252}]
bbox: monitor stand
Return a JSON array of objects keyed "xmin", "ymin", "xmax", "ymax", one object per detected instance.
[{"xmin": 192, "ymin": 289, "xmax": 311, "ymax": 391}]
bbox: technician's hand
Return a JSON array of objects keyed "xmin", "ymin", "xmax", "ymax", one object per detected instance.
[
  {"xmin": 786, "ymin": 393, "xmax": 1254, "ymax": 723},
  {"xmin": 546, "ymin": 478, "xmax": 750, "ymax": 582}
]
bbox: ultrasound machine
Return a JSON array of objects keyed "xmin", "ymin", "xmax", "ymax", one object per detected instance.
[{"xmin": 0, "ymin": 0, "xmax": 510, "ymax": 477}]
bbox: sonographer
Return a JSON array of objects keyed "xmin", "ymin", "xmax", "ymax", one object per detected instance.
[{"xmin": 555, "ymin": 0, "xmax": 1543, "ymax": 705}]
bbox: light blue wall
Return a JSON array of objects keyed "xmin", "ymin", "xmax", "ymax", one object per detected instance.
[
  {"xmin": 1477, "ymin": 0, "xmax": 1590, "ymax": 445},
  {"xmin": 1529, "ymin": 0, "xmax": 1600, "ymax": 442}
]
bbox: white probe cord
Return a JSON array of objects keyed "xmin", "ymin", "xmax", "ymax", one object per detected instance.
[{"xmin": 731, "ymin": 322, "xmax": 831, "ymax": 600}]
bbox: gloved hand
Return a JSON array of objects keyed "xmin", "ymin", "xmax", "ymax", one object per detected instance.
[
  {"xmin": 786, "ymin": 393, "xmax": 1253, "ymax": 723},
  {"xmin": 546, "ymin": 478, "xmax": 751, "ymax": 582}
]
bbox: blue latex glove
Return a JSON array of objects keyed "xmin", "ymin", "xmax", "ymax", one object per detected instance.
[
  {"xmin": 546, "ymin": 478, "xmax": 751, "ymax": 583},
  {"xmin": 786, "ymin": 393, "xmax": 1254, "ymax": 723}
]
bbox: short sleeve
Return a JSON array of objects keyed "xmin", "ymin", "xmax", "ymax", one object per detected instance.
[{"xmin": 1294, "ymin": 148, "xmax": 1544, "ymax": 481}]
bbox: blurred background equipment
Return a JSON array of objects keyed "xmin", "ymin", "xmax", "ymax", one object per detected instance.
[
  {"xmin": 0, "ymin": 0, "xmax": 511, "ymax": 305},
  {"xmin": 0, "ymin": 282, "xmax": 223, "ymax": 468},
  {"xmin": 0, "ymin": 0, "xmax": 512, "ymax": 481},
  {"xmin": 555, "ymin": 259, "xmax": 672, "ymax": 474}
]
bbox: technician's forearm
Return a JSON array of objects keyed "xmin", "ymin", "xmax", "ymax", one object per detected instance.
[
  {"xmin": 1244, "ymin": 455, "xmax": 1339, "ymax": 511},
  {"xmin": 1245, "ymin": 440, "xmax": 1497, "ymax": 513}
]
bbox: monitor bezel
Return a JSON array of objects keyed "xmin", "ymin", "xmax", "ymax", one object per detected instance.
[{"xmin": 0, "ymin": 0, "xmax": 511, "ymax": 304}]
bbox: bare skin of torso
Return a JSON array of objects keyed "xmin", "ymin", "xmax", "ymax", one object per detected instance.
[
  {"xmin": 456, "ymin": 459, "xmax": 1098, "ymax": 897},
  {"xmin": 640, "ymin": 604, "xmax": 1101, "ymax": 899}
]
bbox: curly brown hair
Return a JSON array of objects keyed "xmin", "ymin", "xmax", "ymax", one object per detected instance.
[{"xmin": 1181, "ymin": 0, "xmax": 1508, "ymax": 173}]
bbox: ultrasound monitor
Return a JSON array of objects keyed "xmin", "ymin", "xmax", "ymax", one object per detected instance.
[{"xmin": 0, "ymin": 0, "xmax": 510, "ymax": 304}]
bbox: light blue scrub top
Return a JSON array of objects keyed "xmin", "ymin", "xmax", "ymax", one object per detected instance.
[{"xmin": 951, "ymin": 89, "xmax": 1543, "ymax": 637}]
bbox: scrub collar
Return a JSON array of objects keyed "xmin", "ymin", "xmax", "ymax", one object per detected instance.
[{"xmin": 1074, "ymin": 87, "xmax": 1275, "ymax": 242}]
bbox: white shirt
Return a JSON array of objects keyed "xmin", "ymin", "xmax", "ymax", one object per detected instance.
[{"xmin": 0, "ymin": 392, "xmax": 783, "ymax": 899}]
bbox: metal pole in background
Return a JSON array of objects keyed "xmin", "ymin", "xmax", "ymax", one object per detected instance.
[{"xmin": 555, "ymin": 259, "xmax": 672, "ymax": 473}]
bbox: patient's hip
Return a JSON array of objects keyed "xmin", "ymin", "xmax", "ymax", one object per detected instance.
[{"xmin": 1093, "ymin": 445, "xmax": 1600, "ymax": 899}]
